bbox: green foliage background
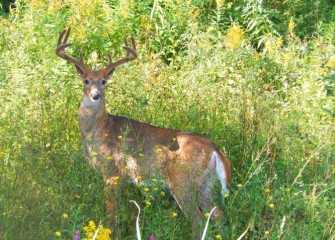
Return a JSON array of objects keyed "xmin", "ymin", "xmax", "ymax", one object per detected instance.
[{"xmin": 0, "ymin": 0, "xmax": 334, "ymax": 239}]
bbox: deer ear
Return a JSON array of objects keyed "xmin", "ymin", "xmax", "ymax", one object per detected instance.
[
  {"xmin": 75, "ymin": 66, "xmax": 85, "ymax": 79},
  {"xmin": 106, "ymin": 68, "xmax": 115, "ymax": 80}
]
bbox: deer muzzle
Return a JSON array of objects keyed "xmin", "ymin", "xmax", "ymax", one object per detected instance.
[{"xmin": 91, "ymin": 91, "xmax": 101, "ymax": 101}]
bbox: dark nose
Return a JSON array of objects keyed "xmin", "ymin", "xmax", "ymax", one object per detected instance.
[{"xmin": 91, "ymin": 92, "xmax": 101, "ymax": 100}]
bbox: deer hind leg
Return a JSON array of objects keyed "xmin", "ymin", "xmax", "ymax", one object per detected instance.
[
  {"xmin": 164, "ymin": 170, "xmax": 206, "ymax": 238},
  {"xmin": 198, "ymin": 151, "xmax": 229, "ymax": 220},
  {"xmin": 198, "ymin": 170, "xmax": 221, "ymax": 220},
  {"xmin": 176, "ymin": 187, "xmax": 206, "ymax": 238}
]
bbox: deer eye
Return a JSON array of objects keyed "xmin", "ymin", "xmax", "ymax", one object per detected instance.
[
  {"xmin": 101, "ymin": 79, "xmax": 106, "ymax": 85},
  {"xmin": 84, "ymin": 79, "xmax": 89, "ymax": 85}
]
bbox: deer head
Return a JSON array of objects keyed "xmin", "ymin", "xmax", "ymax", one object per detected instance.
[{"xmin": 56, "ymin": 28, "xmax": 137, "ymax": 105}]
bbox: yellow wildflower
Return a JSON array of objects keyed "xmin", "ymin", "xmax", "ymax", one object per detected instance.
[
  {"xmin": 153, "ymin": 187, "xmax": 159, "ymax": 191},
  {"xmin": 224, "ymin": 193, "xmax": 229, "ymax": 198},
  {"xmin": 55, "ymin": 231, "xmax": 61, "ymax": 237},
  {"xmin": 125, "ymin": 165, "xmax": 130, "ymax": 170},
  {"xmin": 237, "ymin": 184, "xmax": 243, "ymax": 188},
  {"xmin": 215, "ymin": 234, "xmax": 223, "ymax": 239},
  {"xmin": 118, "ymin": 135, "xmax": 123, "ymax": 139},
  {"xmin": 156, "ymin": 148, "xmax": 162, "ymax": 153},
  {"xmin": 265, "ymin": 230, "xmax": 270, "ymax": 235},
  {"xmin": 172, "ymin": 212, "xmax": 178, "ymax": 217},
  {"xmin": 62, "ymin": 213, "xmax": 69, "ymax": 219},
  {"xmin": 83, "ymin": 220, "xmax": 111, "ymax": 240},
  {"xmin": 265, "ymin": 188, "xmax": 271, "ymax": 193},
  {"xmin": 139, "ymin": 153, "xmax": 144, "ymax": 157},
  {"xmin": 108, "ymin": 176, "xmax": 119, "ymax": 185},
  {"xmin": 269, "ymin": 203, "xmax": 275, "ymax": 208},
  {"xmin": 106, "ymin": 155, "xmax": 112, "ymax": 160},
  {"xmin": 224, "ymin": 24, "xmax": 245, "ymax": 51},
  {"xmin": 145, "ymin": 201, "xmax": 151, "ymax": 207},
  {"xmin": 152, "ymin": 178, "xmax": 157, "ymax": 182},
  {"xmin": 288, "ymin": 17, "xmax": 295, "ymax": 36},
  {"xmin": 160, "ymin": 191, "xmax": 165, "ymax": 196},
  {"xmin": 264, "ymin": 36, "xmax": 283, "ymax": 54},
  {"xmin": 91, "ymin": 151, "xmax": 98, "ymax": 157},
  {"xmin": 144, "ymin": 187, "xmax": 150, "ymax": 192}
]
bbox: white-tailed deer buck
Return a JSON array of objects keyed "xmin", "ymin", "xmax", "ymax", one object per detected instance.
[{"xmin": 56, "ymin": 28, "xmax": 231, "ymax": 236}]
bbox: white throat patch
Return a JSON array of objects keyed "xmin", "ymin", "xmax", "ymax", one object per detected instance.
[{"xmin": 81, "ymin": 95, "xmax": 100, "ymax": 108}]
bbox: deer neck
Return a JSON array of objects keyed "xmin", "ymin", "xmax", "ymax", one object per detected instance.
[{"xmin": 79, "ymin": 95, "xmax": 107, "ymax": 141}]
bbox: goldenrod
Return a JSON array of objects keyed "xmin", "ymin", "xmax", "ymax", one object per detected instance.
[
  {"xmin": 83, "ymin": 220, "xmax": 111, "ymax": 240},
  {"xmin": 224, "ymin": 24, "xmax": 245, "ymax": 51}
]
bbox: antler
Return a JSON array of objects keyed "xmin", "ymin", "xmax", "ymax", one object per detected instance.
[
  {"xmin": 56, "ymin": 28, "xmax": 137, "ymax": 76},
  {"xmin": 56, "ymin": 28, "xmax": 89, "ymax": 73},
  {"xmin": 104, "ymin": 37, "xmax": 138, "ymax": 74}
]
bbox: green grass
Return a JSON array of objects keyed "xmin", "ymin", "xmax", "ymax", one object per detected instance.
[{"xmin": 1, "ymin": 0, "xmax": 334, "ymax": 239}]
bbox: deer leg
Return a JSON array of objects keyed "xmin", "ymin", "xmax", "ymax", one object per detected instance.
[
  {"xmin": 198, "ymin": 177, "xmax": 224, "ymax": 220},
  {"xmin": 198, "ymin": 169, "xmax": 226, "ymax": 234},
  {"xmin": 165, "ymin": 174, "xmax": 206, "ymax": 238},
  {"xmin": 105, "ymin": 176, "xmax": 122, "ymax": 237}
]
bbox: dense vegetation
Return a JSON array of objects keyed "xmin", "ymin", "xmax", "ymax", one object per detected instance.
[{"xmin": 0, "ymin": 0, "xmax": 334, "ymax": 239}]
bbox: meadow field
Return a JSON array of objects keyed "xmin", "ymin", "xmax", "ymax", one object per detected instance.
[{"xmin": 0, "ymin": 0, "xmax": 334, "ymax": 239}]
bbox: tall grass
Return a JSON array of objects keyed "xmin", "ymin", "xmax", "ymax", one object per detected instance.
[{"xmin": 0, "ymin": 0, "xmax": 334, "ymax": 239}]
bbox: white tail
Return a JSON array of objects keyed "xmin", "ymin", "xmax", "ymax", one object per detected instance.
[{"xmin": 56, "ymin": 28, "xmax": 231, "ymax": 237}]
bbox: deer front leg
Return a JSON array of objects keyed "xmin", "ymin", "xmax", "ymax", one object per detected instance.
[{"xmin": 105, "ymin": 176, "xmax": 122, "ymax": 237}]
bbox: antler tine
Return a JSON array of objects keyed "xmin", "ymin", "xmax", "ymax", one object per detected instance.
[
  {"xmin": 63, "ymin": 27, "xmax": 71, "ymax": 43},
  {"xmin": 123, "ymin": 37, "xmax": 137, "ymax": 58},
  {"xmin": 56, "ymin": 28, "xmax": 89, "ymax": 73},
  {"xmin": 106, "ymin": 53, "xmax": 112, "ymax": 63},
  {"xmin": 79, "ymin": 52, "xmax": 84, "ymax": 63},
  {"xmin": 104, "ymin": 37, "xmax": 138, "ymax": 73},
  {"xmin": 57, "ymin": 29, "xmax": 66, "ymax": 46},
  {"xmin": 131, "ymin": 37, "xmax": 136, "ymax": 51}
]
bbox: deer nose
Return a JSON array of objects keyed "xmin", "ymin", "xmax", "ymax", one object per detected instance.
[{"xmin": 91, "ymin": 92, "xmax": 101, "ymax": 100}]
